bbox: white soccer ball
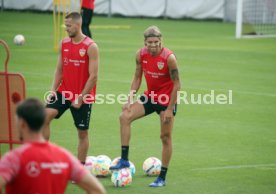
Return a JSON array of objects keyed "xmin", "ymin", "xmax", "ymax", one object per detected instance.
[
  {"xmin": 84, "ymin": 156, "xmax": 97, "ymax": 173},
  {"xmin": 111, "ymin": 168, "xmax": 132, "ymax": 187},
  {"xmin": 91, "ymin": 155, "xmax": 111, "ymax": 177},
  {"xmin": 143, "ymin": 157, "xmax": 162, "ymax": 176},
  {"xmin": 14, "ymin": 34, "xmax": 25, "ymax": 45},
  {"xmin": 111, "ymin": 157, "xmax": 136, "ymax": 176},
  {"xmin": 97, "ymin": 155, "xmax": 111, "ymax": 162}
]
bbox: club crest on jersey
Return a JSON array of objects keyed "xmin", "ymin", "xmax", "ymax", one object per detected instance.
[
  {"xmin": 79, "ymin": 48, "xmax": 86, "ymax": 57},
  {"xmin": 157, "ymin": 62, "xmax": 164, "ymax": 70}
]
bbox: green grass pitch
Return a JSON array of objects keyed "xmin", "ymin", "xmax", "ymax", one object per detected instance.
[{"xmin": 1, "ymin": 11, "xmax": 276, "ymax": 194}]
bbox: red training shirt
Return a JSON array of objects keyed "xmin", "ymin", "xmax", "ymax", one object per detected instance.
[
  {"xmin": 82, "ymin": 0, "xmax": 95, "ymax": 10},
  {"xmin": 140, "ymin": 47, "xmax": 174, "ymax": 106},
  {"xmin": 0, "ymin": 142, "xmax": 87, "ymax": 194},
  {"xmin": 58, "ymin": 37, "xmax": 96, "ymax": 103}
]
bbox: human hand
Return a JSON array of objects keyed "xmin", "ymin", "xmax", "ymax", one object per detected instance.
[
  {"xmin": 162, "ymin": 109, "xmax": 173, "ymax": 124},
  {"xmin": 71, "ymin": 95, "xmax": 83, "ymax": 109},
  {"xmin": 122, "ymin": 102, "xmax": 131, "ymax": 112}
]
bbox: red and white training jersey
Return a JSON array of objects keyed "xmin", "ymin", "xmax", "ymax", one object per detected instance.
[
  {"xmin": 140, "ymin": 47, "xmax": 174, "ymax": 106},
  {"xmin": 82, "ymin": 0, "xmax": 95, "ymax": 10},
  {"xmin": 0, "ymin": 142, "xmax": 87, "ymax": 194},
  {"xmin": 58, "ymin": 37, "xmax": 96, "ymax": 103}
]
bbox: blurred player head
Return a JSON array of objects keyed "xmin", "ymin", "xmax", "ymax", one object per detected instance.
[
  {"xmin": 144, "ymin": 25, "xmax": 163, "ymax": 55},
  {"xmin": 65, "ymin": 12, "xmax": 82, "ymax": 38},
  {"xmin": 16, "ymin": 98, "xmax": 46, "ymax": 141}
]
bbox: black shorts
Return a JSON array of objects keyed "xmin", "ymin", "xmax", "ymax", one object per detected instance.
[
  {"xmin": 139, "ymin": 95, "xmax": 177, "ymax": 116},
  {"xmin": 46, "ymin": 91, "xmax": 92, "ymax": 130}
]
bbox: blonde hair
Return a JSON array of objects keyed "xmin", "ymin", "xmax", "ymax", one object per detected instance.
[{"xmin": 144, "ymin": 26, "xmax": 162, "ymax": 39}]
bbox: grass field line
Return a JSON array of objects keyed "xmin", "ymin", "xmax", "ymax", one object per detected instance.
[
  {"xmin": 191, "ymin": 163, "xmax": 276, "ymax": 171},
  {"xmin": 231, "ymin": 90, "xmax": 276, "ymax": 97},
  {"xmin": 97, "ymin": 79, "xmax": 276, "ymax": 97},
  {"xmin": 10, "ymin": 48, "xmax": 134, "ymax": 53},
  {"xmin": 12, "ymin": 49, "xmax": 54, "ymax": 53}
]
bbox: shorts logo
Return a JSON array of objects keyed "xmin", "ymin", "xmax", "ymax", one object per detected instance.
[
  {"xmin": 26, "ymin": 161, "xmax": 40, "ymax": 177},
  {"xmin": 157, "ymin": 62, "xmax": 164, "ymax": 70},
  {"xmin": 79, "ymin": 48, "xmax": 86, "ymax": 57}
]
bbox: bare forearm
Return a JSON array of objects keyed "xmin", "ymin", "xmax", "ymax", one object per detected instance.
[
  {"xmin": 131, "ymin": 51, "xmax": 143, "ymax": 95},
  {"xmin": 87, "ymin": 189, "xmax": 106, "ymax": 194},
  {"xmin": 168, "ymin": 66, "xmax": 181, "ymax": 110},
  {"xmin": 128, "ymin": 78, "xmax": 141, "ymax": 102},
  {"xmin": 82, "ymin": 43, "xmax": 99, "ymax": 98},
  {"xmin": 78, "ymin": 173, "xmax": 106, "ymax": 194},
  {"xmin": 81, "ymin": 75, "xmax": 97, "ymax": 96},
  {"xmin": 87, "ymin": 187, "xmax": 105, "ymax": 194},
  {"xmin": 51, "ymin": 71, "xmax": 63, "ymax": 91},
  {"xmin": 167, "ymin": 82, "xmax": 180, "ymax": 110},
  {"xmin": 130, "ymin": 78, "xmax": 141, "ymax": 93},
  {"xmin": 0, "ymin": 176, "xmax": 6, "ymax": 189}
]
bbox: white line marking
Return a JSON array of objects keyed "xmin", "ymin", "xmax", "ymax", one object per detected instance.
[{"xmin": 191, "ymin": 163, "xmax": 276, "ymax": 171}]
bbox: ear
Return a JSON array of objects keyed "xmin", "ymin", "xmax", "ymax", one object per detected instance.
[
  {"xmin": 18, "ymin": 118, "xmax": 27, "ymax": 129},
  {"xmin": 159, "ymin": 42, "xmax": 162, "ymax": 48},
  {"xmin": 76, "ymin": 21, "xmax": 81, "ymax": 28}
]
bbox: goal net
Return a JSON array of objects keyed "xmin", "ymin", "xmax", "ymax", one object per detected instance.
[{"xmin": 236, "ymin": 0, "xmax": 276, "ymax": 38}]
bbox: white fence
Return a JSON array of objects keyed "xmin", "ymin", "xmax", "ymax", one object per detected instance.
[{"xmin": 0, "ymin": 0, "xmax": 230, "ymax": 20}]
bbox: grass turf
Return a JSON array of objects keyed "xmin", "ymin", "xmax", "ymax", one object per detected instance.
[{"xmin": 0, "ymin": 11, "xmax": 276, "ymax": 194}]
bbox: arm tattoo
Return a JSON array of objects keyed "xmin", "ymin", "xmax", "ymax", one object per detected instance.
[
  {"xmin": 170, "ymin": 69, "xmax": 179, "ymax": 81},
  {"xmin": 136, "ymin": 58, "xmax": 140, "ymax": 66}
]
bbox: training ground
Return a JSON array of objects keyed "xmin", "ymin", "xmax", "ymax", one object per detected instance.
[{"xmin": 0, "ymin": 11, "xmax": 276, "ymax": 194}]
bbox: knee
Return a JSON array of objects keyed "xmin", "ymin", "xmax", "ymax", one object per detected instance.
[
  {"xmin": 78, "ymin": 131, "xmax": 88, "ymax": 140},
  {"xmin": 160, "ymin": 133, "xmax": 171, "ymax": 145},
  {"xmin": 119, "ymin": 111, "xmax": 133, "ymax": 124},
  {"xmin": 44, "ymin": 109, "xmax": 57, "ymax": 125}
]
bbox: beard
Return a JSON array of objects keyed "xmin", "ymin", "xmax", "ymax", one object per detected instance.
[
  {"xmin": 148, "ymin": 43, "xmax": 162, "ymax": 55},
  {"xmin": 68, "ymin": 30, "xmax": 77, "ymax": 38},
  {"xmin": 69, "ymin": 33, "xmax": 76, "ymax": 38},
  {"xmin": 149, "ymin": 47, "xmax": 161, "ymax": 55},
  {"xmin": 149, "ymin": 49, "xmax": 158, "ymax": 55}
]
